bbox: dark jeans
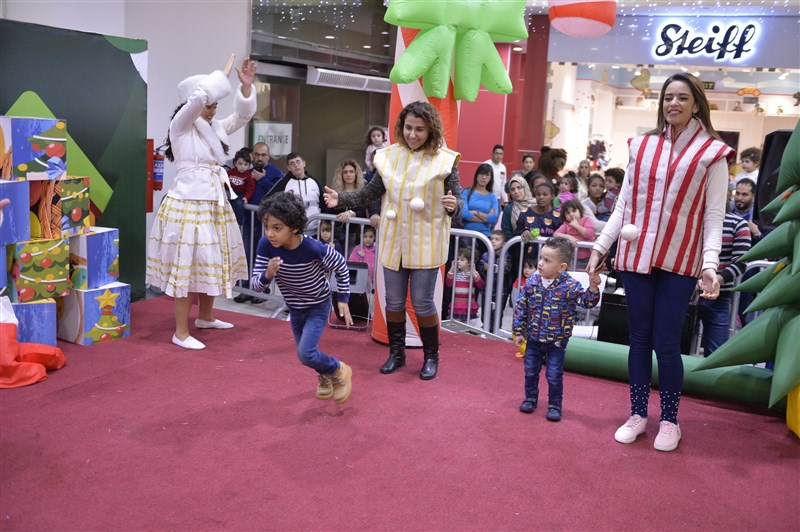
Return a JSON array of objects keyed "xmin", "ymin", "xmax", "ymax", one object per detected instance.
[
  {"xmin": 697, "ymin": 291, "xmax": 732, "ymax": 356},
  {"xmin": 288, "ymin": 298, "xmax": 340, "ymax": 375},
  {"xmin": 523, "ymin": 340, "xmax": 567, "ymax": 407},
  {"xmin": 620, "ymin": 269, "xmax": 697, "ymax": 423},
  {"xmin": 240, "ymin": 206, "xmax": 261, "ymax": 289}
]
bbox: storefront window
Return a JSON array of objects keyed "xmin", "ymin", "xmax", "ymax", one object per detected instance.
[{"xmin": 251, "ymin": 0, "xmax": 396, "ymax": 77}]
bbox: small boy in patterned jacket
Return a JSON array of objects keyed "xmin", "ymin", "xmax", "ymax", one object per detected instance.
[{"xmin": 512, "ymin": 237, "xmax": 600, "ymax": 421}]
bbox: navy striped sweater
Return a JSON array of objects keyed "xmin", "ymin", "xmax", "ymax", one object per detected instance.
[{"xmin": 251, "ymin": 236, "xmax": 350, "ymax": 309}]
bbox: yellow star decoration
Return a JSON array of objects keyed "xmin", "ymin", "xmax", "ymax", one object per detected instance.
[{"xmin": 95, "ymin": 289, "xmax": 120, "ymax": 308}]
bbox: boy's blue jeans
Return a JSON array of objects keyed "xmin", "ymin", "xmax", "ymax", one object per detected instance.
[
  {"xmin": 288, "ymin": 298, "xmax": 340, "ymax": 375},
  {"xmin": 524, "ymin": 339, "xmax": 567, "ymax": 406},
  {"xmin": 697, "ymin": 291, "xmax": 732, "ymax": 356}
]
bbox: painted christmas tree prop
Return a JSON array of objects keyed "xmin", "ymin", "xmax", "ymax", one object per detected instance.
[
  {"xmin": 59, "ymin": 176, "xmax": 91, "ymax": 237},
  {"xmin": 694, "ymin": 121, "xmax": 800, "ymax": 436},
  {"xmin": 68, "ymin": 227, "xmax": 119, "ymax": 290},
  {"xmin": 7, "ymin": 237, "xmax": 70, "ymax": 303},
  {"xmin": 0, "ymin": 117, "xmax": 67, "ymax": 181},
  {"xmin": 57, "ymin": 282, "xmax": 130, "ymax": 345}
]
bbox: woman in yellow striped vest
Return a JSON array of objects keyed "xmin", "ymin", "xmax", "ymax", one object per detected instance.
[{"xmin": 324, "ymin": 101, "xmax": 462, "ymax": 380}]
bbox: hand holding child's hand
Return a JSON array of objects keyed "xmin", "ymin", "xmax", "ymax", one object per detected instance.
[
  {"xmin": 266, "ymin": 257, "xmax": 283, "ymax": 278},
  {"xmin": 589, "ymin": 270, "xmax": 601, "ymax": 291}
]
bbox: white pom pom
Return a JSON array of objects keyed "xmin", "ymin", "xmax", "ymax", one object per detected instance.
[
  {"xmin": 620, "ymin": 224, "xmax": 640, "ymax": 242},
  {"xmin": 410, "ymin": 197, "xmax": 425, "ymax": 211},
  {"xmin": 385, "ymin": 209, "xmax": 397, "ymax": 220}
]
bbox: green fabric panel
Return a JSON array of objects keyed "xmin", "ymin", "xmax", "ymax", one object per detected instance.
[
  {"xmin": 0, "ymin": 20, "xmax": 148, "ymax": 300},
  {"xmin": 566, "ymin": 338, "xmax": 773, "ymax": 407}
]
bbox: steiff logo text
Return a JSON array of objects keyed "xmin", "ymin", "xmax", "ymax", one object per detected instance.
[{"xmin": 654, "ymin": 22, "xmax": 757, "ymax": 61}]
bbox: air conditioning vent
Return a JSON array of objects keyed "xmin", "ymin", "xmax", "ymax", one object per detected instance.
[{"xmin": 307, "ymin": 67, "xmax": 392, "ymax": 93}]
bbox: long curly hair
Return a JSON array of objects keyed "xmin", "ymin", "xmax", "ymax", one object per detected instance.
[
  {"xmin": 393, "ymin": 101, "xmax": 445, "ymax": 154},
  {"xmin": 331, "ymin": 159, "xmax": 365, "ymax": 192},
  {"xmin": 647, "ymin": 72, "xmax": 721, "ymax": 141}
]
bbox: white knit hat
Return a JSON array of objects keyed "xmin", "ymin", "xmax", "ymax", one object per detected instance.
[{"xmin": 177, "ymin": 74, "xmax": 206, "ymax": 102}]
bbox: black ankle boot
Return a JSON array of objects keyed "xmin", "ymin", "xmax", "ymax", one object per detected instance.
[
  {"xmin": 418, "ymin": 325, "xmax": 439, "ymax": 380},
  {"xmin": 380, "ymin": 321, "xmax": 406, "ymax": 374}
]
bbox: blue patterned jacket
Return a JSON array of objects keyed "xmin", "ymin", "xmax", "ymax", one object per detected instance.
[{"xmin": 512, "ymin": 271, "xmax": 599, "ymax": 343}]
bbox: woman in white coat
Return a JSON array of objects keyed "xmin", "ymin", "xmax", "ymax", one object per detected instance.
[{"xmin": 147, "ymin": 55, "xmax": 257, "ymax": 350}]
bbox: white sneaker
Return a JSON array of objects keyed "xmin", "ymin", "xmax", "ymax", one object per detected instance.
[
  {"xmin": 172, "ymin": 334, "xmax": 206, "ymax": 350},
  {"xmin": 654, "ymin": 421, "xmax": 681, "ymax": 452},
  {"xmin": 194, "ymin": 318, "xmax": 234, "ymax": 329},
  {"xmin": 614, "ymin": 415, "xmax": 648, "ymax": 444}
]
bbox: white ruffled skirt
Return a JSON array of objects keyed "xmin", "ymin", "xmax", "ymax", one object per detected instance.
[{"xmin": 146, "ymin": 195, "xmax": 248, "ymax": 298}]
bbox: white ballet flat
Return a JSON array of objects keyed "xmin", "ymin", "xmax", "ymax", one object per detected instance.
[
  {"xmin": 172, "ymin": 334, "xmax": 206, "ymax": 350},
  {"xmin": 194, "ymin": 318, "xmax": 234, "ymax": 329}
]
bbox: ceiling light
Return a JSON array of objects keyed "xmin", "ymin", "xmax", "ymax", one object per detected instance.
[{"xmin": 324, "ymin": 35, "xmax": 335, "ymax": 39}]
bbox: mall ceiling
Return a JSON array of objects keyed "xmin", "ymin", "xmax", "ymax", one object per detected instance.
[{"xmin": 525, "ymin": 0, "xmax": 800, "ymax": 17}]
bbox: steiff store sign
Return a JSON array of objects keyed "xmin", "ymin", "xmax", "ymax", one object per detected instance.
[
  {"xmin": 653, "ymin": 21, "xmax": 757, "ymax": 62},
  {"xmin": 548, "ymin": 15, "xmax": 799, "ymax": 69}
]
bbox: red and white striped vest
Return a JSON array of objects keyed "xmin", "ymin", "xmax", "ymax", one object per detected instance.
[{"xmin": 615, "ymin": 119, "xmax": 734, "ymax": 277}]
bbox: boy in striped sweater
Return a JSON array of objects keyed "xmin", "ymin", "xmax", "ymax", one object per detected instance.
[{"xmin": 252, "ymin": 192, "xmax": 353, "ymax": 404}]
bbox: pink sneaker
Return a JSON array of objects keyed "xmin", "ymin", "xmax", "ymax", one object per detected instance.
[
  {"xmin": 654, "ymin": 421, "xmax": 681, "ymax": 451},
  {"xmin": 614, "ymin": 415, "xmax": 648, "ymax": 444}
]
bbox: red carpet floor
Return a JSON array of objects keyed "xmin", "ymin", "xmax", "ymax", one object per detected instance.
[{"xmin": 1, "ymin": 297, "xmax": 798, "ymax": 531}]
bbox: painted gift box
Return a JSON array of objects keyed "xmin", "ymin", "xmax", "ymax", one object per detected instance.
[
  {"xmin": 11, "ymin": 298, "xmax": 57, "ymax": 346},
  {"xmin": 28, "ymin": 176, "xmax": 90, "ymax": 240},
  {"xmin": 68, "ymin": 226, "xmax": 119, "ymax": 290},
  {"xmin": 6, "ymin": 236, "xmax": 70, "ymax": 303},
  {"xmin": 0, "ymin": 178, "xmax": 30, "ymax": 245},
  {"xmin": 0, "ymin": 116, "xmax": 67, "ymax": 181},
  {"xmin": 57, "ymin": 281, "xmax": 130, "ymax": 345}
]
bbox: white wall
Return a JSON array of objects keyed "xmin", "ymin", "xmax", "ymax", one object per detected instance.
[{"xmin": 1, "ymin": 0, "xmax": 252, "ymax": 234}]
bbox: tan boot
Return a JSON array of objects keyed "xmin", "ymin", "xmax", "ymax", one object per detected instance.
[
  {"xmin": 315, "ymin": 373, "xmax": 333, "ymax": 400},
  {"xmin": 331, "ymin": 362, "xmax": 353, "ymax": 404}
]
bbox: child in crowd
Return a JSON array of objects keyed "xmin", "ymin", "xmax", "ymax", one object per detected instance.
[
  {"xmin": 227, "ymin": 149, "xmax": 255, "ymax": 225},
  {"xmin": 364, "ymin": 126, "xmax": 388, "ymax": 182},
  {"xmin": 581, "ymin": 173, "xmax": 611, "ymax": 235},
  {"xmin": 512, "ymin": 237, "xmax": 601, "ymax": 421},
  {"xmin": 251, "ymin": 192, "xmax": 353, "ymax": 404},
  {"xmin": 510, "ymin": 256, "xmax": 536, "ymax": 310},
  {"xmin": 478, "ymin": 229, "xmax": 512, "ymax": 331},
  {"xmin": 732, "ymin": 146, "xmax": 761, "ymax": 188},
  {"xmin": 348, "ymin": 225, "xmax": 377, "ymax": 279},
  {"xmin": 554, "ymin": 199, "xmax": 595, "ymax": 268},
  {"xmin": 446, "ymin": 247, "xmax": 485, "ymax": 328},
  {"xmin": 558, "ymin": 174, "xmax": 579, "ymax": 205},
  {"xmin": 516, "ymin": 182, "xmax": 562, "ymax": 260},
  {"xmin": 317, "ymin": 220, "xmax": 342, "ymax": 254},
  {"xmin": 602, "ymin": 167, "xmax": 624, "ymax": 214}
]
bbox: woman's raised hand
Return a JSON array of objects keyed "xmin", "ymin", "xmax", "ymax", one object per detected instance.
[
  {"xmin": 237, "ymin": 57, "xmax": 257, "ymax": 86},
  {"xmin": 323, "ymin": 186, "xmax": 339, "ymax": 208},
  {"xmin": 222, "ymin": 53, "xmax": 236, "ymax": 76}
]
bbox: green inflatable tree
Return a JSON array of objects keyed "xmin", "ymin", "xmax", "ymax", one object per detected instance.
[{"xmin": 694, "ymin": 121, "xmax": 800, "ymax": 436}]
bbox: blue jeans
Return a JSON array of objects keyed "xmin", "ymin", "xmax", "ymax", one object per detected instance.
[
  {"xmin": 383, "ymin": 266, "xmax": 439, "ymax": 317},
  {"xmin": 620, "ymin": 269, "xmax": 697, "ymax": 423},
  {"xmin": 697, "ymin": 291, "xmax": 732, "ymax": 356},
  {"xmin": 288, "ymin": 298, "xmax": 340, "ymax": 374},
  {"xmin": 523, "ymin": 340, "xmax": 567, "ymax": 406}
]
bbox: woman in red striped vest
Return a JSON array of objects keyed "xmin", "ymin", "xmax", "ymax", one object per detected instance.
[{"xmin": 588, "ymin": 73, "xmax": 734, "ymax": 452}]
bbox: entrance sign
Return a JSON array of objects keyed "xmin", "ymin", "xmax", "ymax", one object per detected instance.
[{"xmin": 252, "ymin": 121, "xmax": 292, "ymax": 157}]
